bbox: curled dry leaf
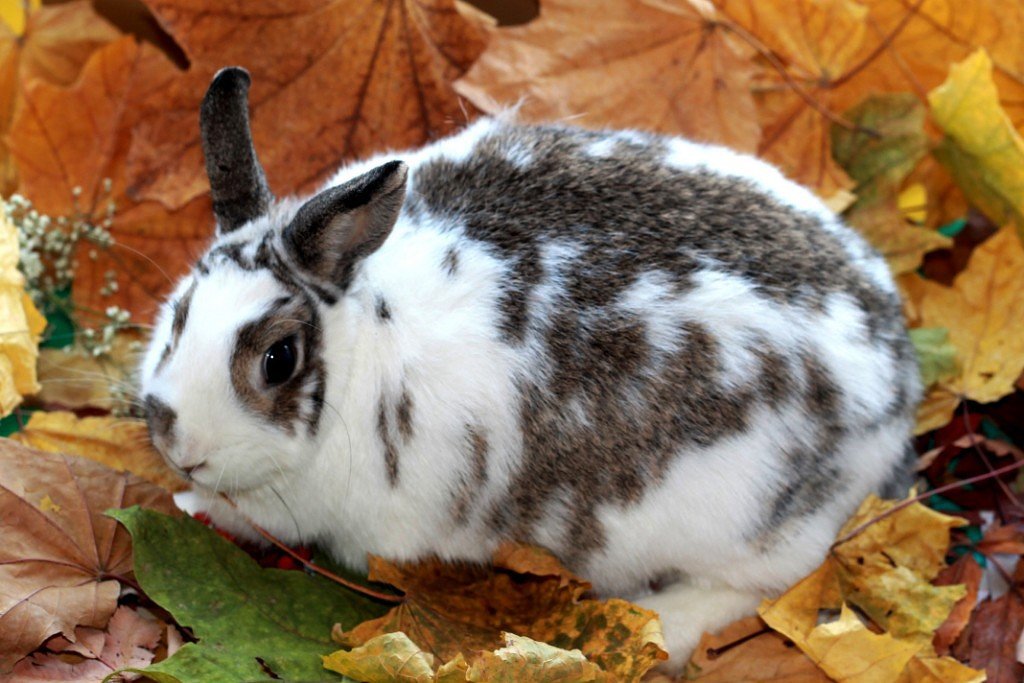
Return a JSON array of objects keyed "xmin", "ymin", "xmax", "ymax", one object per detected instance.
[
  {"xmin": 334, "ymin": 545, "xmax": 665, "ymax": 681},
  {"xmin": 4, "ymin": 605, "xmax": 164, "ymax": 682},
  {"xmin": 951, "ymin": 592, "xmax": 1024, "ymax": 683},
  {"xmin": 11, "ymin": 411, "xmax": 187, "ymax": 494},
  {"xmin": 467, "ymin": 632, "xmax": 612, "ymax": 682},
  {"xmin": 932, "ymin": 556, "xmax": 983, "ymax": 657},
  {"xmin": 0, "ymin": 0, "xmax": 119, "ymax": 195},
  {"xmin": 0, "ymin": 439, "xmax": 178, "ymax": 672},
  {"xmin": 127, "ymin": 0, "xmax": 487, "ymax": 211},
  {"xmin": 455, "ymin": 0, "xmax": 760, "ymax": 153},
  {"xmin": 7, "ymin": 36, "xmax": 212, "ymax": 322}
]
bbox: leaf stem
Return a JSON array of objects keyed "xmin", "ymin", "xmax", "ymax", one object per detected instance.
[{"xmin": 219, "ymin": 494, "xmax": 404, "ymax": 604}]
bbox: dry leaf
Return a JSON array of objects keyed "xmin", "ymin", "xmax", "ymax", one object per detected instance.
[
  {"xmin": 714, "ymin": 0, "xmax": 866, "ymax": 195},
  {"xmin": 4, "ymin": 605, "xmax": 163, "ymax": 682},
  {"xmin": 455, "ymin": 0, "xmax": 760, "ymax": 152},
  {"xmin": 11, "ymin": 411, "xmax": 187, "ymax": 493},
  {"xmin": 0, "ymin": 438, "xmax": 178, "ymax": 672},
  {"xmin": 976, "ymin": 523, "xmax": 1024, "ymax": 555},
  {"xmin": 33, "ymin": 339, "xmax": 138, "ymax": 412},
  {"xmin": 912, "ymin": 227, "xmax": 1024, "ymax": 411},
  {"xmin": 951, "ymin": 593, "xmax": 1024, "ymax": 683},
  {"xmin": 0, "ymin": 1, "xmax": 119, "ymax": 195},
  {"xmin": 0, "ymin": 209, "xmax": 47, "ymax": 416},
  {"xmin": 7, "ymin": 36, "xmax": 212, "ymax": 321},
  {"xmin": 127, "ymin": 0, "xmax": 487, "ymax": 211},
  {"xmin": 683, "ymin": 616, "xmax": 828, "ymax": 682},
  {"xmin": 466, "ymin": 633, "xmax": 612, "ymax": 682},
  {"xmin": 932, "ymin": 556, "xmax": 983, "ymax": 656},
  {"xmin": 333, "ymin": 546, "xmax": 665, "ymax": 681},
  {"xmin": 322, "ymin": 632, "xmax": 438, "ymax": 682},
  {"xmin": 928, "ymin": 49, "xmax": 1024, "ymax": 238}
]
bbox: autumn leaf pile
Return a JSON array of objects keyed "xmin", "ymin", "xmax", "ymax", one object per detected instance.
[{"xmin": 2, "ymin": 0, "xmax": 1024, "ymax": 681}]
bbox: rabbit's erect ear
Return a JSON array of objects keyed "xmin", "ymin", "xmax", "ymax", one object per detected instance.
[
  {"xmin": 282, "ymin": 160, "xmax": 407, "ymax": 285},
  {"xmin": 200, "ymin": 67, "xmax": 274, "ymax": 234}
]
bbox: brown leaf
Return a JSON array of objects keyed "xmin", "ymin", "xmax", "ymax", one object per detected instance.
[
  {"xmin": 0, "ymin": 438, "xmax": 178, "ymax": 672},
  {"xmin": 683, "ymin": 616, "xmax": 829, "ymax": 682},
  {"xmin": 335, "ymin": 545, "xmax": 665, "ymax": 681},
  {"xmin": 455, "ymin": 0, "xmax": 759, "ymax": 152},
  {"xmin": 7, "ymin": 36, "xmax": 213, "ymax": 321},
  {"xmin": 976, "ymin": 523, "xmax": 1024, "ymax": 556},
  {"xmin": 951, "ymin": 593, "xmax": 1024, "ymax": 683},
  {"xmin": 126, "ymin": 0, "xmax": 487, "ymax": 211},
  {"xmin": 932, "ymin": 555, "xmax": 983, "ymax": 656},
  {"xmin": 11, "ymin": 411, "xmax": 187, "ymax": 494},
  {"xmin": 5, "ymin": 605, "xmax": 164, "ymax": 681},
  {"xmin": 0, "ymin": 1, "xmax": 119, "ymax": 195}
]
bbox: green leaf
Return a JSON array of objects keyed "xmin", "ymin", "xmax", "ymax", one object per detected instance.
[
  {"xmin": 108, "ymin": 507, "xmax": 388, "ymax": 683},
  {"xmin": 910, "ymin": 327, "xmax": 959, "ymax": 387}
]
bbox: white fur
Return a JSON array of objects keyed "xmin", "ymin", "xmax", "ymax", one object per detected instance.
[{"xmin": 142, "ymin": 117, "xmax": 915, "ymax": 674}]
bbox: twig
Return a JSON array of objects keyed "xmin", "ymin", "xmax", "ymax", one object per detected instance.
[
  {"xmin": 830, "ymin": 0, "xmax": 925, "ymax": 88},
  {"xmin": 831, "ymin": 457, "xmax": 1024, "ymax": 549},
  {"xmin": 961, "ymin": 402, "xmax": 1023, "ymax": 516},
  {"xmin": 219, "ymin": 494, "xmax": 404, "ymax": 604}
]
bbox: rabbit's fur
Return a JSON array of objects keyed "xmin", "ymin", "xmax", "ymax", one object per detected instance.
[{"xmin": 141, "ymin": 69, "xmax": 919, "ymax": 671}]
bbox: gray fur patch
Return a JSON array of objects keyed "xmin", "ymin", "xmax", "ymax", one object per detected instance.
[
  {"xmin": 378, "ymin": 399, "xmax": 399, "ymax": 487},
  {"xmin": 442, "ymin": 246, "xmax": 460, "ymax": 277},
  {"xmin": 396, "ymin": 389, "xmax": 413, "ymax": 441},
  {"xmin": 376, "ymin": 295, "xmax": 392, "ymax": 322},
  {"xmin": 156, "ymin": 280, "xmax": 197, "ymax": 373},
  {"xmin": 144, "ymin": 394, "xmax": 177, "ymax": 453},
  {"xmin": 451, "ymin": 426, "xmax": 489, "ymax": 525}
]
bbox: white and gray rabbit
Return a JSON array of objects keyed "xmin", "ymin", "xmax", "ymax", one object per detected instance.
[{"xmin": 140, "ymin": 67, "xmax": 919, "ymax": 671}]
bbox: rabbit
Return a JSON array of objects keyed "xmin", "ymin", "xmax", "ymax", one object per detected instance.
[{"xmin": 140, "ymin": 66, "xmax": 920, "ymax": 673}]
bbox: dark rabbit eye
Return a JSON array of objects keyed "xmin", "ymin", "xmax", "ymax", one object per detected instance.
[{"xmin": 262, "ymin": 336, "xmax": 297, "ymax": 386}]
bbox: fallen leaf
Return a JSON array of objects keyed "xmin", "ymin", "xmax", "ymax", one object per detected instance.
[
  {"xmin": 0, "ymin": 439, "xmax": 178, "ymax": 672},
  {"xmin": 976, "ymin": 523, "xmax": 1024, "ymax": 555},
  {"xmin": 951, "ymin": 593, "xmax": 1024, "ymax": 683},
  {"xmin": 11, "ymin": 411, "xmax": 187, "ymax": 493},
  {"xmin": 932, "ymin": 556, "xmax": 983, "ymax": 656},
  {"xmin": 7, "ymin": 36, "xmax": 213, "ymax": 322},
  {"xmin": 910, "ymin": 328, "xmax": 959, "ymax": 388},
  {"xmin": 108, "ymin": 507, "xmax": 387, "ymax": 683},
  {"xmin": 322, "ymin": 632, "xmax": 438, "ymax": 683},
  {"xmin": 466, "ymin": 632, "xmax": 612, "ymax": 682},
  {"xmin": 831, "ymin": 94, "xmax": 950, "ymax": 273},
  {"xmin": 127, "ymin": 0, "xmax": 487, "ymax": 211},
  {"xmin": 455, "ymin": 0, "xmax": 760, "ymax": 152},
  {"xmin": 928, "ymin": 49, "xmax": 1024, "ymax": 238},
  {"xmin": 4, "ymin": 605, "xmax": 163, "ymax": 682},
  {"xmin": 0, "ymin": 0, "xmax": 119, "ymax": 195},
  {"xmin": 804, "ymin": 603, "xmax": 921, "ymax": 682},
  {"xmin": 683, "ymin": 616, "xmax": 828, "ymax": 682},
  {"xmin": 912, "ymin": 226, "xmax": 1024, "ymax": 405},
  {"xmin": 33, "ymin": 339, "xmax": 137, "ymax": 412},
  {"xmin": 898, "ymin": 655, "xmax": 986, "ymax": 683},
  {"xmin": 335, "ymin": 547, "xmax": 665, "ymax": 681},
  {"xmin": 0, "ymin": 209, "xmax": 47, "ymax": 416}
]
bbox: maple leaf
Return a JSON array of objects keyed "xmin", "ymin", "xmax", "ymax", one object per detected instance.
[
  {"xmin": 11, "ymin": 411, "xmax": 187, "ymax": 494},
  {"xmin": 455, "ymin": 0, "xmax": 760, "ymax": 154},
  {"xmin": 928, "ymin": 49, "xmax": 1024, "ymax": 240},
  {"xmin": 4, "ymin": 606, "xmax": 164, "ymax": 682},
  {"xmin": 0, "ymin": 208, "xmax": 46, "ymax": 416},
  {"xmin": 0, "ymin": 0, "xmax": 119, "ymax": 195},
  {"xmin": 932, "ymin": 556, "xmax": 983, "ymax": 656},
  {"xmin": 126, "ymin": 0, "xmax": 487, "ymax": 212},
  {"xmin": 903, "ymin": 227, "xmax": 1024, "ymax": 430},
  {"xmin": 909, "ymin": 328, "xmax": 958, "ymax": 388},
  {"xmin": 7, "ymin": 36, "xmax": 212, "ymax": 321},
  {"xmin": 683, "ymin": 616, "xmax": 829, "ymax": 682},
  {"xmin": 0, "ymin": 439, "xmax": 178, "ymax": 672},
  {"xmin": 108, "ymin": 507, "xmax": 387, "ymax": 683},
  {"xmin": 759, "ymin": 495, "xmax": 985, "ymax": 682},
  {"xmin": 951, "ymin": 592, "xmax": 1024, "ymax": 683},
  {"xmin": 33, "ymin": 336, "xmax": 139, "ymax": 412},
  {"xmin": 831, "ymin": 93, "xmax": 950, "ymax": 274},
  {"xmin": 333, "ymin": 545, "xmax": 666, "ymax": 681}
]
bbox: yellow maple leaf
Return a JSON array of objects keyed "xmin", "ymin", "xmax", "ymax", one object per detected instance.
[
  {"xmin": 11, "ymin": 411, "xmax": 187, "ymax": 493},
  {"xmin": 903, "ymin": 226, "xmax": 1024, "ymax": 432},
  {"xmin": 760, "ymin": 496, "xmax": 983, "ymax": 682},
  {"xmin": 928, "ymin": 49, "xmax": 1024, "ymax": 238},
  {"xmin": 0, "ymin": 0, "xmax": 41, "ymax": 35},
  {"xmin": 0, "ymin": 208, "xmax": 45, "ymax": 416}
]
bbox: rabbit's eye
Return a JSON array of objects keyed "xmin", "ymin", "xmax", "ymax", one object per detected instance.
[{"xmin": 262, "ymin": 336, "xmax": 297, "ymax": 386}]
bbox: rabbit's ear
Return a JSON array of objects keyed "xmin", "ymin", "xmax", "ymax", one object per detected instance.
[
  {"xmin": 200, "ymin": 67, "xmax": 274, "ymax": 234},
  {"xmin": 282, "ymin": 161, "xmax": 408, "ymax": 286}
]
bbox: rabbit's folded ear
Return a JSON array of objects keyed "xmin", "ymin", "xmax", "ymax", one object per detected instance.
[{"xmin": 282, "ymin": 160, "xmax": 408, "ymax": 285}]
